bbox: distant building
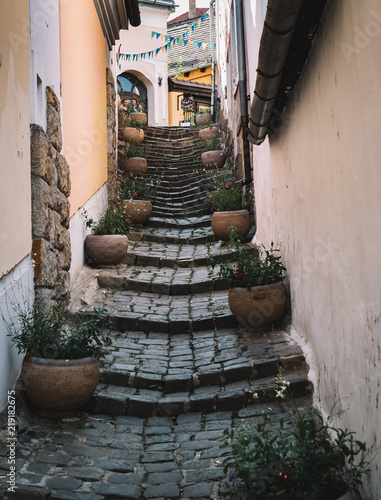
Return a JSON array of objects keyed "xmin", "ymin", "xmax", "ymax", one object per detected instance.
[{"xmin": 167, "ymin": 1, "xmax": 216, "ymax": 125}]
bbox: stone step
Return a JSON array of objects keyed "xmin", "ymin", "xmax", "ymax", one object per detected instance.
[
  {"xmin": 80, "ymin": 288, "xmax": 237, "ymax": 334},
  {"xmin": 97, "ymin": 265, "xmax": 227, "ymax": 295},
  {"xmin": 148, "ymin": 215, "xmax": 211, "ymax": 229},
  {"xmin": 152, "ymin": 199, "xmax": 206, "ymax": 212},
  {"xmin": 151, "ymin": 208, "xmax": 208, "ymax": 218},
  {"xmin": 128, "ymin": 225, "xmax": 216, "ymax": 245},
  {"xmin": 99, "ymin": 328, "xmax": 306, "ymax": 394},
  {"xmin": 123, "ymin": 240, "xmax": 237, "ymax": 268},
  {"xmin": 87, "ymin": 368, "xmax": 310, "ymax": 417}
]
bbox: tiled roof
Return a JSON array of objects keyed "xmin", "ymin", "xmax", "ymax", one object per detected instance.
[
  {"xmin": 167, "ymin": 9, "xmax": 215, "ymax": 76},
  {"xmin": 167, "ymin": 7, "xmax": 208, "ymax": 25}
]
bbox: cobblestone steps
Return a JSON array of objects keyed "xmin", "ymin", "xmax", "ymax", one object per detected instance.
[{"xmin": 148, "ymin": 215, "xmax": 212, "ymax": 229}]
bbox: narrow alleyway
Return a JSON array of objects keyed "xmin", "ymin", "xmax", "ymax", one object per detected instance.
[{"xmin": 0, "ymin": 127, "xmax": 311, "ymax": 500}]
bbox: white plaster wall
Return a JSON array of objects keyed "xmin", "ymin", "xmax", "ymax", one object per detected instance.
[
  {"xmin": 114, "ymin": 6, "xmax": 172, "ymax": 126},
  {"xmin": 29, "ymin": 0, "xmax": 61, "ymax": 128},
  {"xmin": 253, "ymin": 0, "xmax": 381, "ymax": 497},
  {"xmin": 0, "ymin": 257, "xmax": 34, "ymax": 411},
  {"xmin": 69, "ymin": 183, "xmax": 108, "ymax": 284}
]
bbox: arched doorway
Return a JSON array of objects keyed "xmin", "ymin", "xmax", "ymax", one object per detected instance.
[{"xmin": 117, "ymin": 72, "xmax": 148, "ymax": 113}]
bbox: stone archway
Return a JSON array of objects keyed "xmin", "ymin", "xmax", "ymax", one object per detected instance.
[{"xmin": 117, "ymin": 72, "xmax": 148, "ymax": 113}]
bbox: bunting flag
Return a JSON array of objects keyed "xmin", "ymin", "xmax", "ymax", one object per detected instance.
[{"xmin": 117, "ymin": 11, "xmax": 213, "ymax": 63}]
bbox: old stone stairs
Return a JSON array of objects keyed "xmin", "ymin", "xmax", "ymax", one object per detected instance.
[{"xmin": 73, "ymin": 126, "xmax": 311, "ymax": 420}]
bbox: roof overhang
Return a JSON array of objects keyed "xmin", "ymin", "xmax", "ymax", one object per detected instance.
[
  {"xmin": 138, "ymin": 0, "xmax": 176, "ymax": 12},
  {"xmin": 168, "ymin": 77, "xmax": 212, "ymax": 101},
  {"xmin": 248, "ymin": 0, "xmax": 328, "ymax": 145},
  {"xmin": 93, "ymin": 0, "xmax": 141, "ymax": 49}
]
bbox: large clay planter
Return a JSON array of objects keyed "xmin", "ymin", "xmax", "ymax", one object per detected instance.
[
  {"xmin": 122, "ymin": 199, "xmax": 152, "ymax": 224},
  {"xmin": 196, "ymin": 113, "xmax": 213, "ymax": 126},
  {"xmin": 131, "ymin": 112, "xmax": 147, "ymax": 126},
  {"xmin": 211, "ymin": 209, "xmax": 251, "ymax": 241},
  {"xmin": 22, "ymin": 356, "xmax": 99, "ymax": 418},
  {"xmin": 228, "ymin": 282, "xmax": 287, "ymax": 331},
  {"xmin": 199, "ymin": 126, "xmax": 218, "ymax": 141},
  {"xmin": 85, "ymin": 234, "xmax": 128, "ymax": 265},
  {"xmin": 201, "ymin": 150, "xmax": 227, "ymax": 169},
  {"xmin": 123, "ymin": 157, "xmax": 148, "ymax": 174},
  {"xmin": 123, "ymin": 127, "xmax": 144, "ymax": 144}
]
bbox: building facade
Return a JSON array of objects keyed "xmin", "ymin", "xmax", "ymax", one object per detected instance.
[{"xmin": 216, "ymin": 1, "xmax": 381, "ymax": 497}]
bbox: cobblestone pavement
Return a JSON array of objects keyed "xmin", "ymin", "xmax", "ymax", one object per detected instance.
[
  {"xmin": 0, "ymin": 127, "xmax": 312, "ymax": 499},
  {"xmin": 0, "ymin": 395, "xmax": 310, "ymax": 500}
]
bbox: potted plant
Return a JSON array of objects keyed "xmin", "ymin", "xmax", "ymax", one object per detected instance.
[
  {"xmin": 213, "ymin": 239, "xmax": 287, "ymax": 330},
  {"xmin": 209, "ymin": 183, "xmax": 253, "ymax": 241},
  {"xmin": 122, "ymin": 115, "xmax": 145, "ymax": 144},
  {"xmin": 219, "ymin": 404, "xmax": 369, "ymax": 500},
  {"xmin": 194, "ymin": 108, "xmax": 213, "ymax": 126},
  {"xmin": 201, "ymin": 137, "xmax": 227, "ymax": 169},
  {"xmin": 121, "ymin": 175, "xmax": 157, "ymax": 225},
  {"xmin": 6, "ymin": 298, "xmax": 111, "ymax": 418},
  {"xmin": 199, "ymin": 122, "xmax": 219, "ymax": 141},
  {"xmin": 122, "ymin": 143, "xmax": 148, "ymax": 174},
  {"xmin": 83, "ymin": 206, "xmax": 130, "ymax": 265}
]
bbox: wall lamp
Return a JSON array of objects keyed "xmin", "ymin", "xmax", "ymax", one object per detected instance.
[{"xmin": 158, "ymin": 76, "xmax": 163, "ymax": 86}]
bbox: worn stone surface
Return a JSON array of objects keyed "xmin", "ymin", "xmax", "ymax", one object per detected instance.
[
  {"xmin": 55, "ymin": 154, "xmax": 71, "ymax": 197},
  {"xmin": 31, "ymin": 125, "xmax": 55, "ymax": 184},
  {"xmin": 32, "ymin": 239, "xmax": 58, "ymax": 288}
]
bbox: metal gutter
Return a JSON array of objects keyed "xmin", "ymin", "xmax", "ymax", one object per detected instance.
[
  {"xmin": 248, "ymin": 0, "xmax": 304, "ymax": 145},
  {"xmin": 126, "ymin": 0, "xmax": 141, "ymax": 27},
  {"xmin": 234, "ymin": 0, "xmax": 251, "ymax": 183}
]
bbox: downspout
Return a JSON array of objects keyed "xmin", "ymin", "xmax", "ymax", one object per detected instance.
[
  {"xmin": 210, "ymin": 0, "xmax": 215, "ymax": 119},
  {"xmin": 233, "ymin": 0, "xmax": 251, "ymax": 184}
]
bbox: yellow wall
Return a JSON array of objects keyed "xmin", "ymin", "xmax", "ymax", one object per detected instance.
[
  {"xmin": 168, "ymin": 65, "xmax": 215, "ymax": 126},
  {"xmin": 0, "ymin": 1, "xmax": 31, "ymax": 277},
  {"xmin": 60, "ymin": 0, "xmax": 107, "ymax": 216}
]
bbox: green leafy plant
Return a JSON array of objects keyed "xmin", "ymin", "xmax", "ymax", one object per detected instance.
[
  {"xmin": 124, "ymin": 143, "xmax": 148, "ymax": 159},
  {"xmin": 124, "ymin": 115, "xmax": 146, "ymax": 130},
  {"xmin": 121, "ymin": 175, "xmax": 158, "ymax": 200},
  {"xmin": 212, "ymin": 240, "xmax": 286, "ymax": 288},
  {"xmin": 208, "ymin": 182, "xmax": 253, "ymax": 213},
  {"xmin": 83, "ymin": 206, "xmax": 132, "ymax": 235},
  {"xmin": 202, "ymin": 136, "xmax": 222, "ymax": 152},
  {"xmin": 6, "ymin": 298, "xmax": 111, "ymax": 360},
  {"xmin": 219, "ymin": 408, "xmax": 369, "ymax": 500}
]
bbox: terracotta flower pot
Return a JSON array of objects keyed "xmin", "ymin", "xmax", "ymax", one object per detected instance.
[
  {"xmin": 123, "ymin": 127, "xmax": 144, "ymax": 144},
  {"xmin": 196, "ymin": 113, "xmax": 213, "ymax": 126},
  {"xmin": 122, "ymin": 199, "xmax": 152, "ymax": 224},
  {"xmin": 131, "ymin": 112, "xmax": 147, "ymax": 126},
  {"xmin": 228, "ymin": 282, "xmax": 287, "ymax": 331},
  {"xmin": 85, "ymin": 234, "xmax": 128, "ymax": 265},
  {"xmin": 22, "ymin": 356, "xmax": 99, "ymax": 418},
  {"xmin": 199, "ymin": 126, "xmax": 219, "ymax": 141},
  {"xmin": 211, "ymin": 209, "xmax": 251, "ymax": 241},
  {"xmin": 123, "ymin": 157, "xmax": 148, "ymax": 174},
  {"xmin": 201, "ymin": 150, "xmax": 227, "ymax": 169}
]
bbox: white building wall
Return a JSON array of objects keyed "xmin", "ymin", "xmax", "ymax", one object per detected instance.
[
  {"xmin": 250, "ymin": 0, "xmax": 381, "ymax": 498},
  {"xmin": 113, "ymin": 5, "xmax": 172, "ymax": 126},
  {"xmin": 29, "ymin": 0, "xmax": 61, "ymax": 128}
]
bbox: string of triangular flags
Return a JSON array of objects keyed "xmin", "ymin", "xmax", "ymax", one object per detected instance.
[{"xmin": 117, "ymin": 10, "xmax": 213, "ymax": 68}]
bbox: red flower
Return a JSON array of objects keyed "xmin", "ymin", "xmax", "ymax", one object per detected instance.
[
  {"xmin": 104, "ymin": 224, "xmax": 108, "ymax": 228},
  {"xmin": 115, "ymin": 228, "xmax": 119, "ymax": 232},
  {"xmin": 134, "ymin": 192, "xmax": 137, "ymax": 196},
  {"xmin": 237, "ymin": 269, "xmax": 244, "ymax": 277},
  {"xmin": 127, "ymin": 220, "xmax": 132, "ymax": 224},
  {"xmin": 276, "ymin": 471, "xmax": 291, "ymax": 482}
]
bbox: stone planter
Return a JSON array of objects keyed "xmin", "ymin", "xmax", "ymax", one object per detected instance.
[
  {"xmin": 199, "ymin": 126, "xmax": 218, "ymax": 141},
  {"xmin": 131, "ymin": 112, "xmax": 147, "ymax": 126},
  {"xmin": 122, "ymin": 199, "xmax": 152, "ymax": 225},
  {"xmin": 201, "ymin": 150, "xmax": 227, "ymax": 169},
  {"xmin": 122, "ymin": 157, "xmax": 148, "ymax": 174},
  {"xmin": 228, "ymin": 282, "xmax": 287, "ymax": 331},
  {"xmin": 123, "ymin": 127, "xmax": 144, "ymax": 144},
  {"xmin": 22, "ymin": 356, "xmax": 99, "ymax": 418},
  {"xmin": 85, "ymin": 234, "xmax": 128, "ymax": 266},
  {"xmin": 211, "ymin": 209, "xmax": 251, "ymax": 241},
  {"xmin": 195, "ymin": 113, "xmax": 213, "ymax": 126}
]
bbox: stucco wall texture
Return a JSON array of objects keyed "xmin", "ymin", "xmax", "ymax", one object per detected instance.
[{"xmin": 253, "ymin": 1, "xmax": 381, "ymax": 497}]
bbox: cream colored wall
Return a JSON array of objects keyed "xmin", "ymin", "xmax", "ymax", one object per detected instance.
[
  {"xmin": 0, "ymin": 1, "xmax": 31, "ymax": 277},
  {"xmin": 60, "ymin": 0, "xmax": 107, "ymax": 217},
  {"xmin": 253, "ymin": 1, "xmax": 381, "ymax": 497},
  {"xmin": 0, "ymin": 0, "xmax": 33, "ymax": 410}
]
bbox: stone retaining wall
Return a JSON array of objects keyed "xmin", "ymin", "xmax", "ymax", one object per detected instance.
[{"xmin": 30, "ymin": 87, "xmax": 71, "ymax": 309}]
